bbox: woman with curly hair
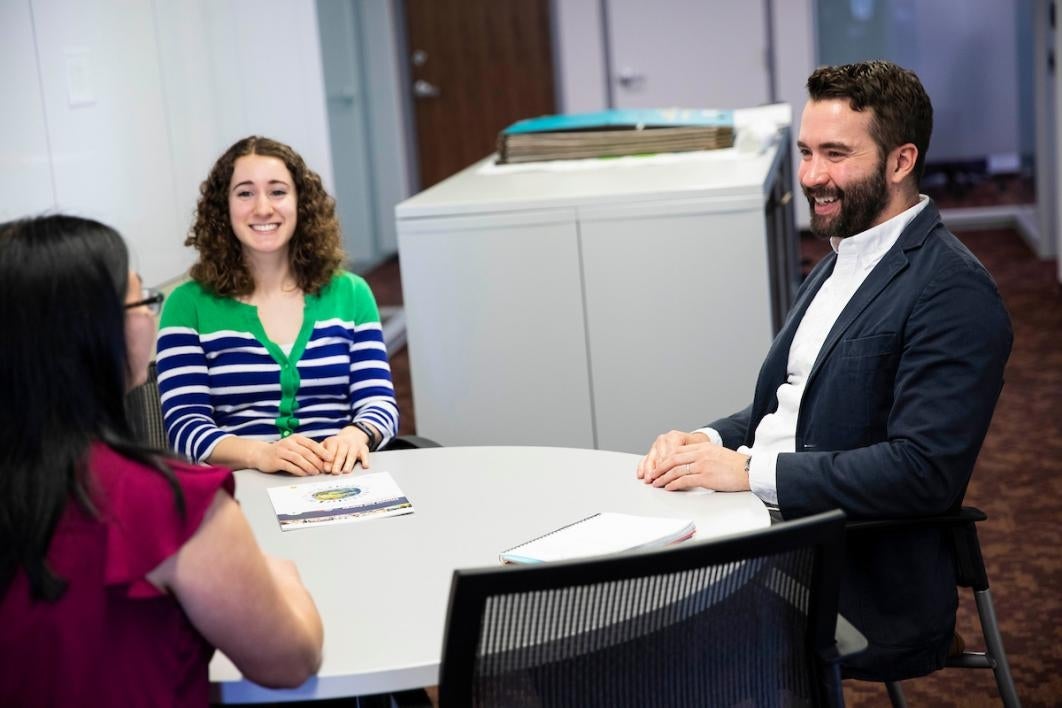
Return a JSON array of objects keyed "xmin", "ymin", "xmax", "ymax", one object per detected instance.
[{"xmin": 156, "ymin": 136, "xmax": 399, "ymax": 475}]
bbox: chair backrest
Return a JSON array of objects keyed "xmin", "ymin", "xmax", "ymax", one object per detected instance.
[
  {"xmin": 124, "ymin": 360, "xmax": 168, "ymax": 451},
  {"xmin": 439, "ymin": 509, "xmax": 848, "ymax": 708}
]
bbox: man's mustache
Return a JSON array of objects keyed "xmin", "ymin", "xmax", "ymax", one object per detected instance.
[{"xmin": 804, "ymin": 185, "xmax": 843, "ymax": 201}]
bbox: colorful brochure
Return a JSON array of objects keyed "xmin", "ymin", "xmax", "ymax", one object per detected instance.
[{"xmin": 266, "ymin": 471, "xmax": 413, "ymax": 530}]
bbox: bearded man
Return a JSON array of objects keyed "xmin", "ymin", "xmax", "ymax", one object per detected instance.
[{"xmin": 637, "ymin": 60, "xmax": 1013, "ymax": 681}]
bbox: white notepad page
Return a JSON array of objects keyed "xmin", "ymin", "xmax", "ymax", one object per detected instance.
[{"xmin": 500, "ymin": 512, "xmax": 695, "ymax": 564}]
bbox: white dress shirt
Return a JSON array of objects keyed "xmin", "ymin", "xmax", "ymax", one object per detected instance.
[{"xmin": 697, "ymin": 196, "xmax": 929, "ymax": 505}]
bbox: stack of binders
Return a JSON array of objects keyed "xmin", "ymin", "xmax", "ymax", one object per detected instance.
[{"xmin": 497, "ymin": 108, "xmax": 735, "ymax": 164}]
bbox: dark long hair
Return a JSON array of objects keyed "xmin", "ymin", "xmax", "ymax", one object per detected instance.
[{"xmin": 0, "ymin": 215, "xmax": 182, "ymax": 602}]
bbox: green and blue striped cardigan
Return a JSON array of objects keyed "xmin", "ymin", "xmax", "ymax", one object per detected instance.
[{"xmin": 156, "ymin": 272, "xmax": 398, "ymax": 462}]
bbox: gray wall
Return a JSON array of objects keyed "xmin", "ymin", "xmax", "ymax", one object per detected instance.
[{"xmin": 816, "ymin": 0, "xmax": 1024, "ymax": 164}]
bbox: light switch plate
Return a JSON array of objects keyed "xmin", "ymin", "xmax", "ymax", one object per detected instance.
[{"xmin": 64, "ymin": 48, "xmax": 96, "ymax": 108}]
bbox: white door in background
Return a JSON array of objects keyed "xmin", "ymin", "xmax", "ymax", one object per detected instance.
[
  {"xmin": 316, "ymin": 0, "xmax": 378, "ymax": 266},
  {"xmin": 605, "ymin": 0, "xmax": 771, "ymax": 110}
]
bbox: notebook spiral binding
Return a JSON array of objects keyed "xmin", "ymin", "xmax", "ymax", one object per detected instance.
[{"xmin": 500, "ymin": 513, "xmax": 602, "ymax": 557}]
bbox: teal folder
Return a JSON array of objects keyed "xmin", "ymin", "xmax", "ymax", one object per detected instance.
[{"xmin": 502, "ymin": 108, "xmax": 734, "ymax": 135}]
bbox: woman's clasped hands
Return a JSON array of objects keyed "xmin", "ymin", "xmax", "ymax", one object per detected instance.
[{"xmin": 253, "ymin": 425, "xmax": 373, "ymax": 476}]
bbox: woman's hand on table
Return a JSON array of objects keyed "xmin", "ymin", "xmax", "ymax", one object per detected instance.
[
  {"xmin": 254, "ymin": 434, "xmax": 330, "ymax": 476},
  {"xmin": 320, "ymin": 425, "xmax": 373, "ymax": 474}
]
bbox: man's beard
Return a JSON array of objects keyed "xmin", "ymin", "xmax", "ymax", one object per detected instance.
[{"xmin": 804, "ymin": 162, "xmax": 888, "ymax": 240}]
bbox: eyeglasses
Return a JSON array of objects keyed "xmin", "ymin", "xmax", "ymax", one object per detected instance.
[{"xmin": 124, "ymin": 287, "xmax": 165, "ymax": 316}]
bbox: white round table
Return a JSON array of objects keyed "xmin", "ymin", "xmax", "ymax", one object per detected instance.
[{"xmin": 209, "ymin": 446, "xmax": 770, "ymax": 703}]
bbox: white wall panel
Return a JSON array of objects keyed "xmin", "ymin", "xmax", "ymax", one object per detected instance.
[
  {"xmin": 30, "ymin": 0, "xmax": 184, "ymax": 284},
  {"xmin": 0, "ymin": 0, "xmax": 55, "ymax": 221},
  {"xmin": 224, "ymin": 0, "xmax": 333, "ymax": 191},
  {"xmin": 152, "ymin": 0, "xmax": 225, "ymax": 243},
  {"xmin": 155, "ymin": 0, "xmax": 334, "ymax": 246},
  {"xmin": 1, "ymin": 0, "xmax": 332, "ymax": 286},
  {"xmin": 360, "ymin": 0, "xmax": 414, "ymax": 255}
]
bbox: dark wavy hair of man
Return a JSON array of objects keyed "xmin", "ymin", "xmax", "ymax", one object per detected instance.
[
  {"xmin": 0, "ymin": 215, "xmax": 183, "ymax": 602},
  {"xmin": 807, "ymin": 59, "xmax": 933, "ymax": 183},
  {"xmin": 186, "ymin": 136, "xmax": 345, "ymax": 297}
]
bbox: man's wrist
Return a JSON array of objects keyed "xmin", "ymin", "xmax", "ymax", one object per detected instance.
[
  {"xmin": 692, "ymin": 427, "xmax": 723, "ymax": 446},
  {"xmin": 743, "ymin": 449, "xmax": 779, "ymax": 504}
]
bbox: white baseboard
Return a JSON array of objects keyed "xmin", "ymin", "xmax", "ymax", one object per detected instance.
[{"xmin": 939, "ymin": 204, "xmax": 1052, "ymax": 259}]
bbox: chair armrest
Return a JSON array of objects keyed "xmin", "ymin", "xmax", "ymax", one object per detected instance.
[
  {"xmin": 845, "ymin": 506, "xmax": 989, "ymax": 590},
  {"xmin": 844, "ymin": 506, "xmax": 986, "ymax": 532}
]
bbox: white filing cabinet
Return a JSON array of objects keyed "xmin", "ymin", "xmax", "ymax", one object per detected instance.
[{"xmin": 396, "ymin": 108, "xmax": 798, "ymax": 453}]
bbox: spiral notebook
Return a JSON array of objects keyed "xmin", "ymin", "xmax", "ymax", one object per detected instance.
[{"xmin": 499, "ymin": 512, "xmax": 696, "ymax": 564}]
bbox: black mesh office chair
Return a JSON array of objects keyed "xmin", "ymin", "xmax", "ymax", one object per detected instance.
[
  {"xmin": 847, "ymin": 508, "xmax": 1020, "ymax": 708},
  {"xmin": 380, "ymin": 435, "xmax": 441, "ymax": 451},
  {"xmin": 124, "ymin": 361, "xmax": 437, "ymax": 454},
  {"xmin": 125, "ymin": 361, "xmax": 169, "ymax": 450},
  {"xmin": 439, "ymin": 509, "xmax": 865, "ymax": 708}
]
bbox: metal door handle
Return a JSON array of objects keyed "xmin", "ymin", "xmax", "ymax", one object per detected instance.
[
  {"xmin": 617, "ymin": 67, "xmax": 646, "ymax": 90},
  {"xmin": 413, "ymin": 79, "xmax": 441, "ymax": 99}
]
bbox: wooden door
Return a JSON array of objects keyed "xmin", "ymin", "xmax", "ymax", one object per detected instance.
[{"xmin": 403, "ymin": 0, "xmax": 556, "ymax": 189}]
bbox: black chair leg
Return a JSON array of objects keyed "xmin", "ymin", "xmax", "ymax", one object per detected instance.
[
  {"xmin": 390, "ymin": 688, "xmax": 434, "ymax": 708},
  {"xmin": 885, "ymin": 680, "xmax": 908, "ymax": 708},
  {"xmin": 973, "ymin": 588, "xmax": 1021, "ymax": 708},
  {"xmin": 823, "ymin": 665, "xmax": 845, "ymax": 708}
]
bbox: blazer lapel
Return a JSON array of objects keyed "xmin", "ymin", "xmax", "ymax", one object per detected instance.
[
  {"xmin": 805, "ymin": 250, "xmax": 908, "ymax": 388},
  {"xmin": 752, "ymin": 254, "xmax": 835, "ymax": 415},
  {"xmin": 804, "ymin": 202, "xmax": 942, "ymax": 389}
]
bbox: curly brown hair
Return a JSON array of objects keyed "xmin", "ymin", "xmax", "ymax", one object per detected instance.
[
  {"xmin": 807, "ymin": 60, "xmax": 933, "ymax": 183},
  {"xmin": 186, "ymin": 136, "xmax": 345, "ymax": 296}
]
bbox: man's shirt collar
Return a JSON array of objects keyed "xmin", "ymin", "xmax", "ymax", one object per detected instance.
[{"xmin": 829, "ymin": 195, "xmax": 930, "ymax": 268}]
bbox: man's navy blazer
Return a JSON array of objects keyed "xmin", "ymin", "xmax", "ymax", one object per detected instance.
[{"xmin": 709, "ymin": 201, "xmax": 1012, "ymax": 680}]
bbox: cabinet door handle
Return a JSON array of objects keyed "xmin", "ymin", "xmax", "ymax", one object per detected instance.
[{"xmin": 780, "ymin": 191, "xmax": 792, "ymax": 206}]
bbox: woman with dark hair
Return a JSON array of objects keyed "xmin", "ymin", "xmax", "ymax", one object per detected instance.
[
  {"xmin": 156, "ymin": 136, "xmax": 398, "ymax": 476},
  {"xmin": 0, "ymin": 215, "xmax": 323, "ymax": 706}
]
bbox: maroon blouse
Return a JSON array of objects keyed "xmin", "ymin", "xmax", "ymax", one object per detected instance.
[{"xmin": 0, "ymin": 444, "xmax": 234, "ymax": 707}]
